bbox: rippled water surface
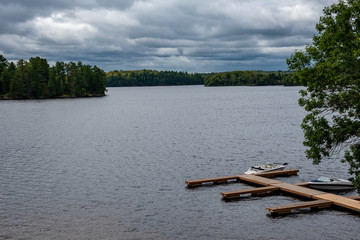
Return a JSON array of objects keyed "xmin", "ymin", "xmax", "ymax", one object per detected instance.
[{"xmin": 1, "ymin": 86, "xmax": 359, "ymax": 239}]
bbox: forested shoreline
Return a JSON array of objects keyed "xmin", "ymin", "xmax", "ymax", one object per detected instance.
[
  {"xmin": 0, "ymin": 55, "xmax": 106, "ymax": 100},
  {"xmin": 1, "ymin": 53, "xmax": 300, "ymax": 99},
  {"xmin": 204, "ymin": 71, "xmax": 298, "ymax": 86},
  {"xmin": 106, "ymin": 70, "xmax": 299, "ymax": 87},
  {"xmin": 106, "ymin": 70, "xmax": 204, "ymax": 87}
]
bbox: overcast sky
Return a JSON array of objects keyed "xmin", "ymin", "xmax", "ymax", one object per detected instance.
[{"xmin": 0, "ymin": 0, "xmax": 338, "ymax": 72}]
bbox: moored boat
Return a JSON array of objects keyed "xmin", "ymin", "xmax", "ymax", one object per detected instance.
[
  {"xmin": 307, "ymin": 177, "xmax": 353, "ymax": 191},
  {"xmin": 244, "ymin": 163, "xmax": 287, "ymax": 175}
]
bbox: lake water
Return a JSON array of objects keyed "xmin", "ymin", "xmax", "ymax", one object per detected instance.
[{"xmin": 1, "ymin": 86, "xmax": 359, "ymax": 240}]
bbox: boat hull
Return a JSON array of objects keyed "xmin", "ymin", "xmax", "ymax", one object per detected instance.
[{"xmin": 308, "ymin": 183, "xmax": 353, "ymax": 191}]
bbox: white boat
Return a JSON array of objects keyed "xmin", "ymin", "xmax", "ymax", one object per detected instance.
[
  {"xmin": 244, "ymin": 163, "xmax": 287, "ymax": 175},
  {"xmin": 308, "ymin": 177, "xmax": 353, "ymax": 191}
]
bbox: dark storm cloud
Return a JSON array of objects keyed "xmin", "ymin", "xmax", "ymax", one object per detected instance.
[{"xmin": 0, "ymin": 0, "xmax": 338, "ymax": 72}]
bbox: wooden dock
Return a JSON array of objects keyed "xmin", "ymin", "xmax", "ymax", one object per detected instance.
[
  {"xmin": 186, "ymin": 169, "xmax": 360, "ymax": 216},
  {"xmin": 266, "ymin": 199, "xmax": 333, "ymax": 215},
  {"xmin": 185, "ymin": 169, "xmax": 299, "ymax": 187},
  {"xmin": 223, "ymin": 174, "xmax": 360, "ymax": 215},
  {"xmin": 220, "ymin": 186, "xmax": 280, "ymax": 199},
  {"xmin": 266, "ymin": 195, "xmax": 360, "ymax": 215},
  {"xmin": 185, "ymin": 175, "xmax": 240, "ymax": 187}
]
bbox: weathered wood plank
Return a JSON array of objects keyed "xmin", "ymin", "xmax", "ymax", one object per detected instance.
[
  {"xmin": 237, "ymin": 175, "xmax": 282, "ymax": 186},
  {"xmin": 294, "ymin": 182, "xmax": 309, "ymax": 187},
  {"xmin": 314, "ymin": 193, "xmax": 360, "ymax": 212},
  {"xmin": 266, "ymin": 195, "xmax": 360, "ymax": 216},
  {"xmin": 266, "ymin": 199, "xmax": 332, "ymax": 215},
  {"xmin": 272, "ymin": 182, "xmax": 325, "ymax": 198},
  {"xmin": 185, "ymin": 175, "xmax": 240, "ymax": 187},
  {"xmin": 221, "ymin": 186, "xmax": 280, "ymax": 199},
  {"xmin": 347, "ymin": 195, "xmax": 360, "ymax": 200},
  {"xmin": 185, "ymin": 169, "xmax": 299, "ymax": 187}
]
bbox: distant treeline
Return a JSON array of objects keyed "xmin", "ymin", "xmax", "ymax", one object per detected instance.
[
  {"xmin": 106, "ymin": 70, "xmax": 204, "ymax": 87},
  {"xmin": 0, "ymin": 55, "xmax": 106, "ymax": 99},
  {"xmin": 106, "ymin": 69, "xmax": 299, "ymax": 87},
  {"xmin": 204, "ymin": 71, "xmax": 299, "ymax": 86}
]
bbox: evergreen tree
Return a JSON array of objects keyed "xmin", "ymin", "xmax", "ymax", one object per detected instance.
[
  {"xmin": 65, "ymin": 62, "xmax": 77, "ymax": 96},
  {"xmin": 1, "ymin": 62, "xmax": 15, "ymax": 95},
  {"xmin": 48, "ymin": 67, "xmax": 57, "ymax": 97},
  {"xmin": 16, "ymin": 59, "xmax": 30, "ymax": 97},
  {"xmin": 54, "ymin": 61, "xmax": 66, "ymax": 96},
  {"xmin": 0, "ymin": 55, "xmax": 9, "ymax": 94},
  {"xmin": 29, "ymin": 57, "xmax": 49, "ymax": 97},
  {"xmin": 92, "ymin": 65, "xmax": 106, "ymax": 94}
]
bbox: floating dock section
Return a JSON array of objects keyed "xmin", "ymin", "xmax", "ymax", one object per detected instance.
[
  {"xmin": 185, "ymin": 169, "xmax": 298, "ymax": 187},
  {"xmin": 266, "ymin": 195, "xmax": 360, "ymax": 215},
  {"xmin": 186, "ymin": 169, "xmax": 360, "ymax": 216}
]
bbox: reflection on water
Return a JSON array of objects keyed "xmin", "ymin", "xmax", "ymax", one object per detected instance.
[{"xmin": 1, "ymin": 86, "xmax": 359, "ymax": 239}]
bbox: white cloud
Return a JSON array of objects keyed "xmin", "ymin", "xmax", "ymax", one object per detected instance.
[{"xmin": 28, "ymin": 14, "xmax": 98, "ymax": 45}]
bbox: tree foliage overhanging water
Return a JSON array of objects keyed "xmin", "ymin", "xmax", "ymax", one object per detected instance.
[{"xmin": 287, "ymin": 0, "xmax": 360, "ymax": 192}]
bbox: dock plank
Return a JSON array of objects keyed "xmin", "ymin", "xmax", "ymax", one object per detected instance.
[
  {"xmin": 272, "ymin": 182, "xmax": 325, "ymax": 198},
  {"xmin": 238, "ymin": 175, "xmax": 283, "ymax": 186},
  {"xmin": 294, "ymin": 182, "xmax": 309, "ymax": 187},
  {"xmin": 185, "ymin": 169, "xmax": 299, "ymax": 187},
  {"xmin": 314, "ymin": 193, "xmax": 360, "ymax": 212},
  {"xmin": 185, "ymin": 175, "xmax": 240, "ymax": 187},
  {"xmin": 266, "ymin": 199, "xmax": 332, "ymax": 215},
  {"xmin": 347, "ymin": 195, "xmax": 360, "ymax": 200},
  {"xmin": 221, "ymin": 186, "xmax": 280, "ymax": 199}
]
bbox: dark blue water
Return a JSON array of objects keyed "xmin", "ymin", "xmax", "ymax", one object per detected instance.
[{"xmin": 1, "ymin": 86, "xmax": 359, "ymax": 239}]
